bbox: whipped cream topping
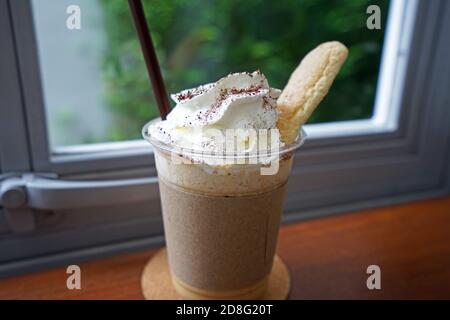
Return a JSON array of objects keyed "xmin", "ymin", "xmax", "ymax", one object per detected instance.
[{"xmin": 148, "ymin": 71, "xmax": 281, "ymax": 155}]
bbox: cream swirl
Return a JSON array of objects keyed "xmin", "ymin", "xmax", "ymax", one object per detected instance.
[{"xmin": 148, "ymin": 71, "xmax": 281, "ymax": 153}]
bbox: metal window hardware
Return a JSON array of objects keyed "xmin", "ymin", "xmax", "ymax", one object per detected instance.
[{"xmin": 0, "ymin": 174, "xmax": 159, "ymax": 233}]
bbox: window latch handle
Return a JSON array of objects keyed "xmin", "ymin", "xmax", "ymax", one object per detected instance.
[
  {"xmin": 0, "ymin": 178, "xmax": 34, "ymax": 233},
  {"xmin": 0, "ymin": 174, "xmax": 159, "ymax": 233}
]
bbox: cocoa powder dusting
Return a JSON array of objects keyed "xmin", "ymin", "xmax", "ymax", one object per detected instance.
[
  {"xmin": 176, "ymin": 87, "xmax": 207, "ymax": 101},
  {"xmin": 200, "ymin": 85, "xmax": 264, "ymax": 124}
]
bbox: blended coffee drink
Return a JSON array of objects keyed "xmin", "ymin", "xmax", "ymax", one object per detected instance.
[
  {"xmin": 153, "ymin": 147, "xmax": 296, "ymax": 299},
  {"xmin": 143, "ymin": 42, "xmax": 348, "ymax": 300},
  {"xmin": 145, "ymin": 71, "xmax": 302, "ymax": 299}
]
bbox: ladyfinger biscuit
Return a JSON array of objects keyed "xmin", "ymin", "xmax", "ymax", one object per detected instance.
[{"xmin": 277, "ymin": 41, "xmax": 348, "ymax": 144}]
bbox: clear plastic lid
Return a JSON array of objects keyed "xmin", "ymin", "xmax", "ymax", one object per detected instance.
[{"xmin": 142, "ymin": 120, "xmax": 306, "ymax": 162}]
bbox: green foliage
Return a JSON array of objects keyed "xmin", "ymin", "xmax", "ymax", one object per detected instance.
[{"xmin": 100, "ymin": 0, "xmax": 389, "ymax": 141}]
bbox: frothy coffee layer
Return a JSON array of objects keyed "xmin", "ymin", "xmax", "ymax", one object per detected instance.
[{"xmin": 155, "ymin": 150, "xmax": 293, "ymax": 196}]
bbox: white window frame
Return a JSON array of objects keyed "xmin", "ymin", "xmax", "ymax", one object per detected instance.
[
  {"xmin": 4, "ymin": 0, "xmax": 415, "ymax": 174},
  {"xmin": 52, "ymin": 0, "xmax": 412, "ymax": 150},
  {"xmin": 1, "ymin": 0, "xmax": 449, "ymax": 277}
]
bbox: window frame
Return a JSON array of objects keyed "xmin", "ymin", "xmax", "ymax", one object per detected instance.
[
  {"xmin": 0, "ymin": 0, "xmax": 31, "ymax": 174},
  {"xmin": 1, "ymin": 0, "xmax": 450, "ymax": 277},
  {"xmin": 8, "ymin": 0, "xmax": 412, "ymax": 176}
]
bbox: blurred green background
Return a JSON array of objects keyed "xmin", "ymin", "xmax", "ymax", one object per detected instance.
[{"xmin": 100, "ymin": 0, "xmax": 388, "ymax": 142}]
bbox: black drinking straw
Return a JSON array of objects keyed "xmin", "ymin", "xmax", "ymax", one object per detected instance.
[{"xmin": 128, "ymin": 0, "xmax": 170, "ymax": 120}]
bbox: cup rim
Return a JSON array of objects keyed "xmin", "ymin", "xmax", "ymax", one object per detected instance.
[{"xmin": 142, "ymin": 119, "xmax": 306, "ymax": 160}]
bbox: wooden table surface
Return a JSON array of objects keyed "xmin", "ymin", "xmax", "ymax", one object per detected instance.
[{"xmin": 1, "ymin": 196, "xmax": 450, "ymax": 300}]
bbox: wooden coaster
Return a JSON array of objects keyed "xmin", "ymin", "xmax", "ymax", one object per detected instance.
[{"xmin": 141, "ymin": 248, "xmax": 290, "ymax": 300}]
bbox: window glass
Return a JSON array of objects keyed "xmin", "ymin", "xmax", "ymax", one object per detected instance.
[{"xmin": 31, "ymin": 0, "xmax": 389, "ymax": 148}]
